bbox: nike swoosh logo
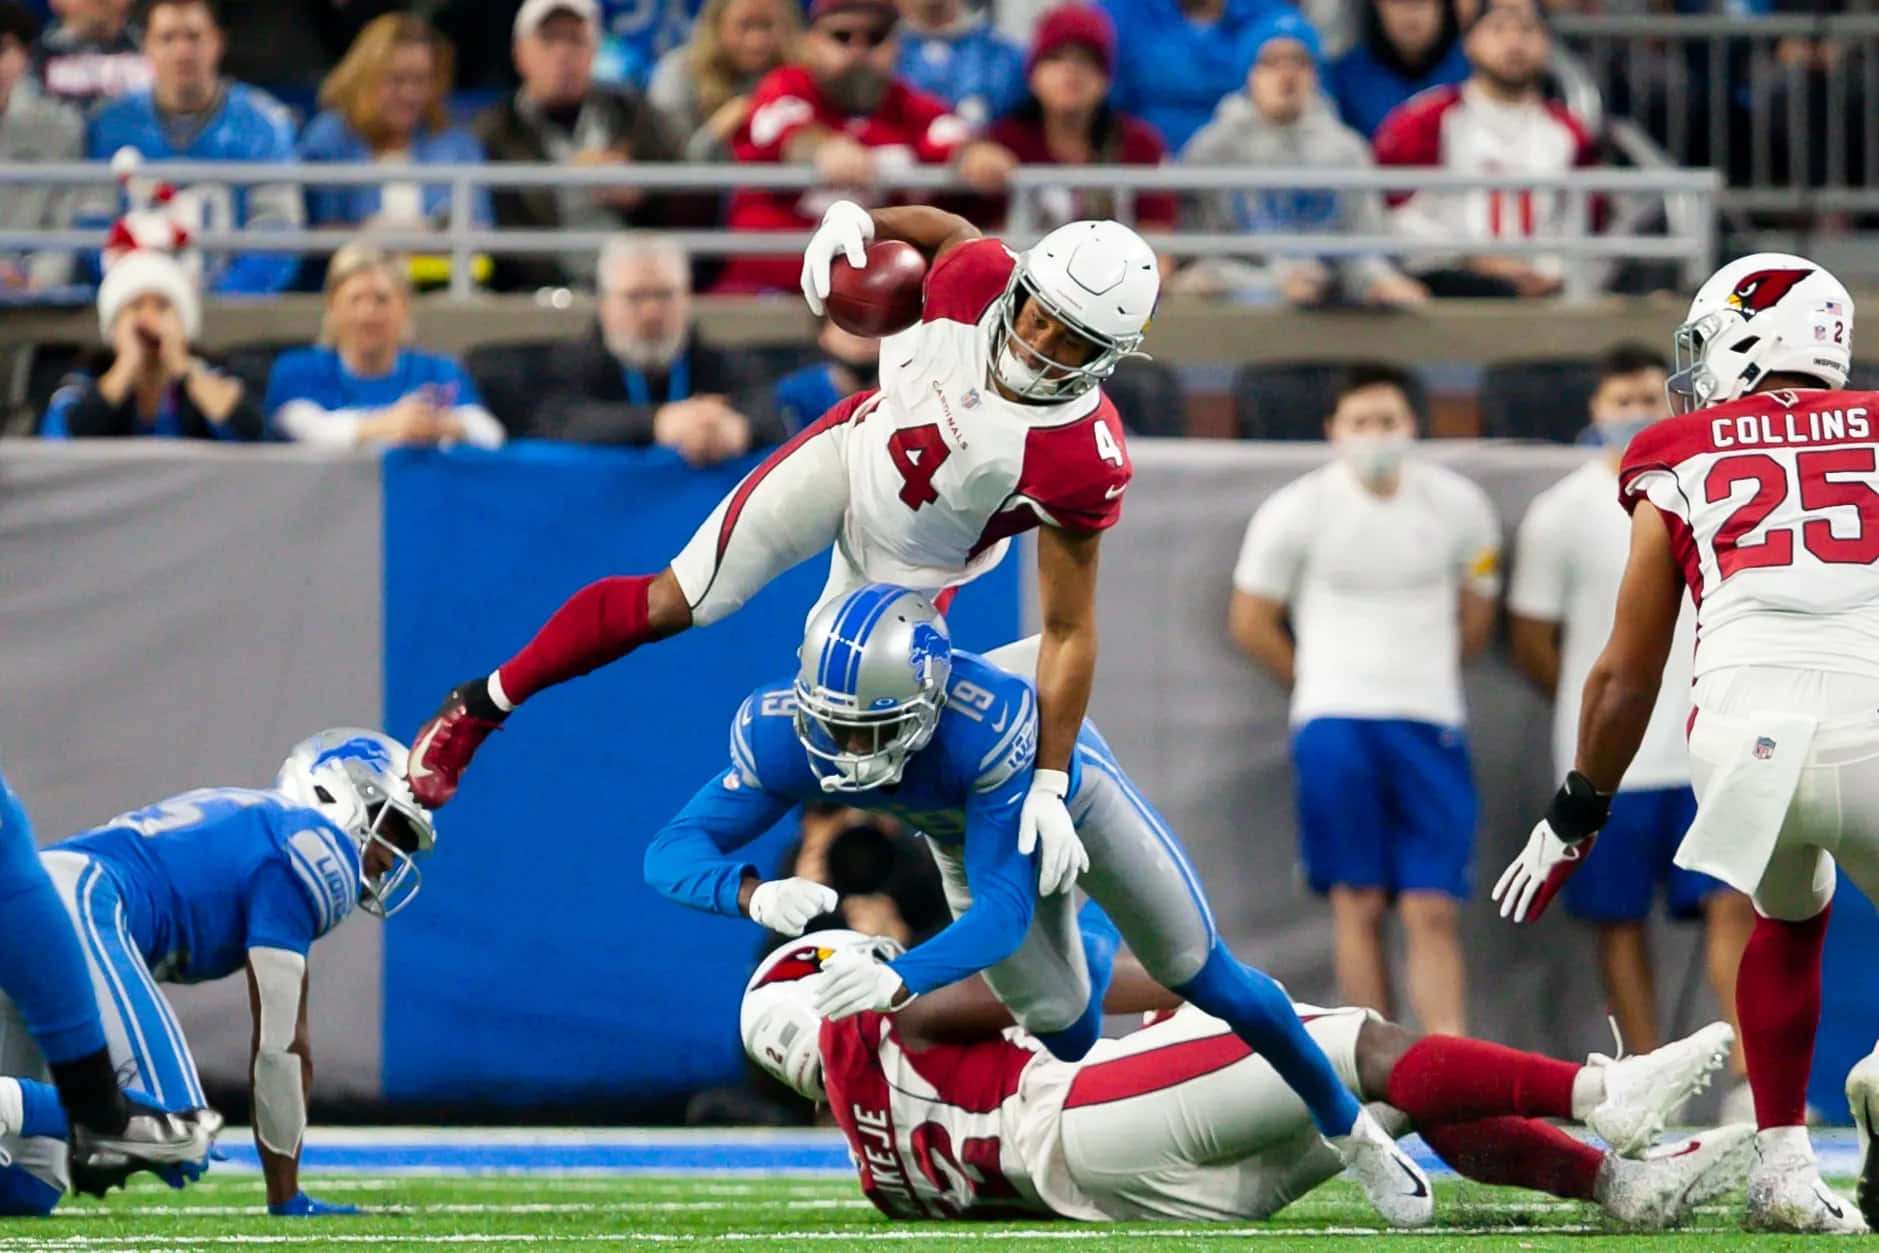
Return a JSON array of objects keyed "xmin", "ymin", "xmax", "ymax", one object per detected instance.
[
  {"xmin": 1104, "ymin": 485, "xmax": 1125, "ymax": 500},
  {"xmin": 1396, "ymin": 1157, "xmax": 1429, "ymax": 1198},
  {"xmin": 407, "ymin": 723, "xmax": 441, "ymax": 778},
  {"xmin": 1818, "ymin": 1186, "xmax": 1846, "ymax": 1219},
  {"xmin": 991, "ymin": 708, "xmax": 1009, "ymax": 733}
]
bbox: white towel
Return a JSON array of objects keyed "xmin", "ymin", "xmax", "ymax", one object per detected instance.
[{"xmin": 1676, "ymin": 708, "xmax": 1819, "ymax": 895}]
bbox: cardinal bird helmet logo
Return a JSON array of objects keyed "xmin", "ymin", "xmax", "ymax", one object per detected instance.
[{"xmin": 1726, "ymin": 268, "xmax": 1813, "ymax": 318}]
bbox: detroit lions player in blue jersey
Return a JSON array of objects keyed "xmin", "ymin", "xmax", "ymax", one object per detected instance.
[
  {"xmin": 644, "ymin": 584, "xmax": 1434, "ymax": 1227},
  {"xmin": 0, "ymin": 768, "xmax": 220, "ymax": 1206},
  {"xmin": 0, "ymin": 729, "xmax": 435, "ymax": 1217}
]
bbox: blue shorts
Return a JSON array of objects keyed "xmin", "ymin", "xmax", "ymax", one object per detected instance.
[
  {"xmin": 1290, "ymin": 717, "xmax": 1476, "ymax": 900},
  {"xmin": 1562, "ymin": 786, "xmax": 1726, "ymax": 923}
]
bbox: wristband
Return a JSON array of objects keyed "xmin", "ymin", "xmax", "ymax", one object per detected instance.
[{"xmin": 1545, "ymin": 770, "xmax": 1613, "ymax": 842}]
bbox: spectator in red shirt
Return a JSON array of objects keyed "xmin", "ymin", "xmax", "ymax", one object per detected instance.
[
  {"xmin": 1371, "ymin": 0, "xmax": 1594, "ymax": 299},
  {"xmin": 716, "ymin": 0, "xmax": 1018, "ymax": 293},
  {"xmin": 982, "ymin": 2, "xmax": 1174, "ymax": 251}
]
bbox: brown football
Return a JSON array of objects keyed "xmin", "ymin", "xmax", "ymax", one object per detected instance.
[{"xmin": 825, "ymin": 240, "xmax": 929, "ymax": 338}]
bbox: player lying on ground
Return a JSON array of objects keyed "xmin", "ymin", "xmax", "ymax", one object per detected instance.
[
  {"xmin": 0, "ymin": 767, "xmax": 220, "ymax": 1198},
  {"xmin": 411, "ymin": 200, "xmax": 1164, "ymax": 900},
  {"xmin": 740, "ymin": 923, "xmax": 1750, "ymax": 1225},
  {"xmin": 648, "ymin": 583, "xmax": 1437, "ymax": 1227},
  {"xmin": 1491, "ymin": 253, "xmax": 1879, "ymax": 1234},
  {"xmin": 0, "ymin": 730, "xmax": 435, "ymax": 1216}
]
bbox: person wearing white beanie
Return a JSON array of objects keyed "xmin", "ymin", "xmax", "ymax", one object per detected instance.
[{"xmin": 39, "ymin": 246, "xmax": 259, "ymax": 439}]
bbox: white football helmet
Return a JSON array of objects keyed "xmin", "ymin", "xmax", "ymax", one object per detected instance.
[
  {"xmin": 991, "ymin": 219, "xmax": 1158, "ymax": 402},
  {"xmin": 741, "ymin": 929, "xmax": 904, "ymax": 1102},
  {"xmin": 1668, "ymin": 252, "xmax": 1854, "ymax": 414},
  {"xmin": 275, "ymin": 728, "xmax": 436, "ymax": 918}
]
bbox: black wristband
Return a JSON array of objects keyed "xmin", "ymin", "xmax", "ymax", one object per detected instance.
[{"xmin": 1545, "ymin": 770, "xmax": 1613, "ymax": 842}]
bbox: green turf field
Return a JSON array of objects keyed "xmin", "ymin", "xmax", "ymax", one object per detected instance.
[{"xmin": 6, "ymin": 1172, "xmax": 1875, "ymax": 1251}]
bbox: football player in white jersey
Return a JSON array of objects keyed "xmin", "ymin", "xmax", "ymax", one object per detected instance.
[
  {"xmin": 1493, "ymin": 253, "xmax": 1879, "ymax": 1233},
  {"xmin": 1507, "ymin": 343, "xmax": 1753, "ymax": 1106},
  {"xmin": 409, "ymin": 201, "xmax": 1157, "ymax": 898},
  {"xmin": 741, "ymin": 927, "xmax": 1751, "ymax": 1226}
]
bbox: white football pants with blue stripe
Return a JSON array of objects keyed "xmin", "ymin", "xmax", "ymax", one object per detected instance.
[
  {"xmin": 927, "ymin": 739, "xmax": 1217, "ymax": 1036},
  {"xmin": 0, "ymin": 852, "xmax": 205, "ymax": 1193}
]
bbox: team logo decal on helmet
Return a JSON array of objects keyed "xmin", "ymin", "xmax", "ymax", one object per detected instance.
[
  {"xmin": 1727, "ymin": 268, "xmax": 1812, "ymax": 317},
  {"xmin": 906, "ymin": 621, "xmax": 948, "ymax": 686},
  {"xmin": 753, "ymin": 943, "xmax": 836, "ymax": 988}
]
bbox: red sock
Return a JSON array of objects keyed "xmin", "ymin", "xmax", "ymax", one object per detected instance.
[
  {"xmin": 496, "ymin": 574, "xmax": 657, "ymax": 705},
  {"xmin": 1384, "ymin": 1035, "xmax": 1580, "ymax": 1125},
  {"xmin": 1737, "ymin": 908, "xmax": 1829, "ymax": 1128},
  {"xmin": 1419, "ymin": 1117, "xmax": 1603, "ymax": 1201}
]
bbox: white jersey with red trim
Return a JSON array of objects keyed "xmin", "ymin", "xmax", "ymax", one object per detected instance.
[
  {"xmin": 1619, "ymin": 388, "xmax": 1879, "ymax": 679},
  {"xmin": 837, "ymin": 237, "xmax": 1133, "ymax": 593},
  {"xmin": 818, "ymin": 1012, "xmax": 1059, "ymax": 1220}
]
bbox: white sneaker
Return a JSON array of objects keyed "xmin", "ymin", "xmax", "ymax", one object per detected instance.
[
  {"xmin": 1845, "ymin": 1050, "xmax": 1879, "ymax": 1229},
  {"xmin": 1746, "ymin": 1137, "xmax": 1868, "ymax": 1234},
  {"xmin": 1587, "ymin": 1021, "xmax": 1735, "ymax": 1157},
  {"xmin": 1596, "ymin": 1123, "xmax": 1756, "ymax": 1229},
  {"xmin": 1331, "ymin": 1107, "xmax": 1433, "ymax": 1229}
]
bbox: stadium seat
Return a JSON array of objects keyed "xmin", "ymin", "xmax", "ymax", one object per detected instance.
[
  {"xmin": 1104, "ymin": 356, "xmax": 1188, "ymax": 437},
  {"xmin": 8, "ymin": 341, "xmax": 86, "ymax": 435},
  {"xmin": 218, "ymin": 339, "xmax": 306, "ymax": 403},
  {"xmin": 1849, "ymin": 362, "xmax": 1879, "ymax": 391},
  {"xmin": 1478, "ymin": 357, "xmax": 1603, "ymax": 443},
  {"xmin": 1230, "ymin": 361, "xmax": 1345, "ymax": 440},
  {"xmin": 464, "ymin": 339, "xmax": 561, "ymax": 438}
]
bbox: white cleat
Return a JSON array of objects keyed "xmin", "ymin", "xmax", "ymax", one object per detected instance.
[
  {"xmin": 1331, "ymin": 1107, "xmax": 1433, "ymax": 1229},
  {"xmin": 1746, "ymin": 1142, "xmax": 1868, "ymax": 1234},
  {"xmin": 1587, "ymin": 1021, "xmax": 1735, "ymax": 1157},
  {"xmin": 1596, "ymin": 1123, "xmax": 1756, "ymax": 1229},
  {"xmin": 1845, "ymin": 1050, "xmax": 1879, "ymax": 1229}
]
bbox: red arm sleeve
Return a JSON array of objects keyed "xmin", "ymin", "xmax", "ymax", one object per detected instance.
[{"xmin": 737, "ymin": 66, "xmax": 824, "ymax": 162}]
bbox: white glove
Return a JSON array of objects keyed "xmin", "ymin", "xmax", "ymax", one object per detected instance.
[
  {"xmin": 1018, "ymin": 769, "xmax": 1088, "ymax": 896},
  {"xmin": 812, "ymin": 946, "xmax": 912, "ymax": 1020},
  {"xmin": 747, "ymin": 877, "xmax": 839, "ymax": 936},
  {"xmin": 1491, "ymin": 820, "xmax": 1596, "ymax": 923},
  {"xmin": 800, "ymin": 199, "xmax": 875, "ymax": 316}
]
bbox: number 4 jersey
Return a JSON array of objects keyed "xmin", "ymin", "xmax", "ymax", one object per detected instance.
[
  {"xmin": 839, "ymin": 238, "xmax": 1132, "ymax": 592},
  {"xmin": 1620, "ymin": 389, "xmax": 1879, "ymax": 678}
]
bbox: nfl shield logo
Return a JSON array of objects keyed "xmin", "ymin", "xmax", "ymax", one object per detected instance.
[
  {"xmin": 1754, "ymin": 736, "xmax": 1777, "ymax": 760},
  {"xmin": 962, "ymin": 388, "xmax": 981, "ymax": 409}
]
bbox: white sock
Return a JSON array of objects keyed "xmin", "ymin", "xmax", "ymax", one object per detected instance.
[
  {"xmin": 487, "ymin": 670, "xmax": 514, "ymax": 712},
  {"xmin": 0, "ymin": 1077, "xmax": 23, "ymax": 1139},
  {"xmin": 1757, "ymin": 1124, "xmax": 1813, "ymax": 1160},
  {"xmin": 1571, "ymin": 1067, "xmax": 1606, "ymax": 1121}
]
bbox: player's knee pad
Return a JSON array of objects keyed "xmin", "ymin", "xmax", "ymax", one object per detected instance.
[{"xmin": 0, "ymin": 1156, "xmax": 62, "ymax": 1217}]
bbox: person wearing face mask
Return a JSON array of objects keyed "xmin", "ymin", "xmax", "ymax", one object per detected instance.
[
  {"xmin": 1507, "ymin": 343, "xmax": 1754, "ymax": 1115},
  {"xmin": 1229, "ymin": 362, "xmax": 1498, "ymax": 1037},
  {"xmin": 772, "ymin": 315, "xmax": 882, "ymax": 434}
]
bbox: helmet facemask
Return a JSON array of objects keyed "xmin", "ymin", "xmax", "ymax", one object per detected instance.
[
  {"xmin": 1667, "ymin": 310, "xmax": 1732, "ymax": 415},
  {"xmin": 990, "ymin": 267, "xmax": 1143, "ymax": 403},
  {"xmin": 312, "ymin": 758, "xmax": 433, "ymax": 918},
  {"xmin": 792, "ymin": 682, "xmax": 945, "ymax": 793}
]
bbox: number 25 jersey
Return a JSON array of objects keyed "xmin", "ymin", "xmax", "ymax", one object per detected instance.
[
  {"xmin": 1621, "ymin": 388, "xmax": 1879, "ymax": 678},
  {"xmin": 839, "ymin": 238, "xmax": 1132, "ymax": 592}
]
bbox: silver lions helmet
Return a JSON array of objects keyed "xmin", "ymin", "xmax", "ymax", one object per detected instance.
[
  {"xmin": 275, "ymin": 728, "xmax": 437, "ymax": 918},
  {"xmin": 794, "ymin": 584, "xmax": 953, "ymax": 793}
]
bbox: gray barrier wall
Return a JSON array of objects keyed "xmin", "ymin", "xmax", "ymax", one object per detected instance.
[{"xmin": 0, "ymin": 441, "xmax": 1711, "ymax": 1107}]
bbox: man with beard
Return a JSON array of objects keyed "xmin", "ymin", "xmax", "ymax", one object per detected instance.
[
  {"xmin": 533, "ymin": 233, "xmax": 787, "ymax": 460},
  {"xmin": 1371, "ymin": 0, "xmax": 1595, "ymax": 300},
  {"xmin": 715, "ymin": 0, "xmax": 1017, "ymax": 294}
]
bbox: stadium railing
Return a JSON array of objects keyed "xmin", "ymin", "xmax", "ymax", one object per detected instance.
[
  {"xmin": 0, "ymin": 160, "xmax": 1720, "ymax": 303},
  {"xmin": 1553, "ymin": 12, "xmax": 1879, "ymax": 212}
]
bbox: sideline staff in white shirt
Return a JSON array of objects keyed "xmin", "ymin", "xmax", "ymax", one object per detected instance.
[
  {"xmin": 1229, "ymin": 362, "xmax": 1498, "ymax": 1035},
  {"xmin": 1508, "ymin": 343, "xmax": 1752, "ymax": 1098}
]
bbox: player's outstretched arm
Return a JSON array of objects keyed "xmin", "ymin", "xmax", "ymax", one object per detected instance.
[
  {"xmin": 867, "ymin": 205, "xmax": 981, "ymax": 265},
  {"xmin": 643, "ymin": 769, "xmax": 797, "ymax": 920},
  {"xmin": 244, "ymin": 948, "xmax": 355, "ymax": 1216}
]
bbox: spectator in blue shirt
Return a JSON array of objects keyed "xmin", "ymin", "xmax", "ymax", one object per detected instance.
[
  {"xmin": 41, "ymin": 245, "xmax": 262, "ymax": 439},
  {"xmin": 895, "ymin": 0, "xmax": 1025, "ymax": 129},
  {"xmin": 1100, "ymin": 0, "xmax": 1294, "ymax": 153},
  {"xmin": 86, "ymin": 0, "xmax": 301, "ymax": 294},
  {"xmin": 774, "ymin": 316, "xmax": 880, "ymax": 433},
  {"xmin": 298, "ymin": 15, "xmax": 493, "ymax": 237},
  {"xmin": 1327, "ymin": 0, "xmax": 1466, "ymax": 139},
  {"xmin": 265, "ymin": 243, "xmax": 504, "ymax": 449},
  {"xmin": 595, "ymin": 0, "xmax": 703, "ymax": 87}
]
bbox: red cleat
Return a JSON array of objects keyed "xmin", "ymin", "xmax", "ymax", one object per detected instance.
[{"xmin": 406, "ymin": 681, "xmax": 503, "ymax": 809}]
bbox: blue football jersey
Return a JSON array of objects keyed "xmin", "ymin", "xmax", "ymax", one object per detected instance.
[
  {"xmin": 645, "ymin": 653, "xmax": 1076, "ymax": 995},
  {"xmin": 86, "ymin": 82, "xmax": 301, "ymax": 294},
  {"xmin": 57, "ymin": 788, "xmax": 361, "ymax": 984}
]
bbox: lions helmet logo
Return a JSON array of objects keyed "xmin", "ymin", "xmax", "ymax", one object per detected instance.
[
  {"xmin": 906, "ymin": 621, "xmax": 949, "ymax": 684},
  {"xmin": 1727, "ymin": 268, "xmax": 1813, "ymax": 318},
  {"xmin": 314, "ymin": 736, "xmax": 394, "ymax": 771},
  {"xmin": 753, "ymin": 944, "xmax": 834, "ymax": 988}
]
